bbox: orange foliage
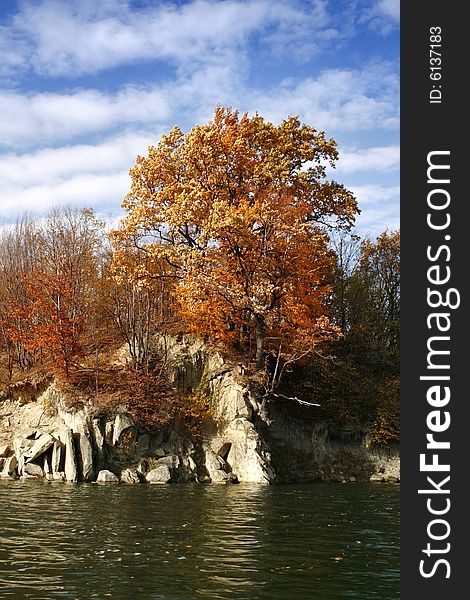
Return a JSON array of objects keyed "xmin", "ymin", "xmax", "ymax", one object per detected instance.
[
  {"xmin": 4, "ymin": 271, "xmax": 83, "ymax": 379},
  {"xmin": 112, "ymin": 108, "xmax": 358, "ymax": 381}
]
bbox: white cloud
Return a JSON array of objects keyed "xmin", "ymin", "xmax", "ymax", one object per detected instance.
[
  {"xmin": 0, "ymin": 131, "xmax": 160, "ymax": 221},
  {"xmin": 246, "ymin": 63, "xmax": 399, "ymax": 132},
  {"xmin": 375, "ymin": 0, "xmax": 400, "ymax": 21},
  {"xmin": 0, "ymin": 58, "xmax": 398, "ymax": 153},
  {"xmin": 350, "ymin": 184, "xmax": 400, "ymax": 206},
  {"xmin": 335, "ymin": 145, "xmax": 399, "ymax": 174},
  {"xmin": 0, "ymin": 172, "xmax": 129, "ymax": 221},
  {"xmin": 0, "ymin": 132, "xmax": 155, "ymax": 188},
  {"xmin": 0, "ymin": 87, "xmax": 170, "ymax": 149},
  {"xmin": 363, "ymin": 0, "xmax": 400, "ymax": 35},
  {"xmin": 1, "ymin": 0, "xmax": 340, "ymax": 79},
  {"xmin": 351, "ymin": 184, "xmax": 400, "ymax": 237}
]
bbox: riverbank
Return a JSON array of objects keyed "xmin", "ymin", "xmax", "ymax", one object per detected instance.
[{"xmin": 0, "ymin": 336, "xmax": 399, "ymax": 485}]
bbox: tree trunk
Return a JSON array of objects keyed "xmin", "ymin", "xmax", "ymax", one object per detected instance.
[{"xmin": 255, "ymin": 314, "xmax": 265, "ymax": 370}]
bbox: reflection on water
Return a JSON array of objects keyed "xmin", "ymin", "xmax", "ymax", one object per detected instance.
[{"xmin": 0, "ymin": 480, "xmax": 399, "ymax": 599}]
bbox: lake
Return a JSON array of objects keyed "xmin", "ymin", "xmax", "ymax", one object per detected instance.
[{"xmin": 0, "ymin": 480, "xmax": 399, "ymax": 599}]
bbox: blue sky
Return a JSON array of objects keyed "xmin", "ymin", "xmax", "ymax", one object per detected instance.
[{"xmin": 0, "ymin": 0, "xmax": 399, "ymax": 237}]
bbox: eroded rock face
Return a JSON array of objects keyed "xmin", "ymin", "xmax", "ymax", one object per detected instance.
[
  {"xmin": 58, "ymin": 426, "xmax": 78, "ymax": 483},
  {"xmin": 157, "ymin": 334, "xmax": 276, "ymax": 484},
  {"xmin": 0, "ymin": 336, "xmax": 399, "ymax": 485},
  {"xmin": 26, "ymin": 434, "xmax": 55, "ymax": 463}
]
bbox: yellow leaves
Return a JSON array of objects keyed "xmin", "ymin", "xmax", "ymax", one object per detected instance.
[{"xmin": 110, "ymin": 107, "xmax": 359, "ymax": 365}]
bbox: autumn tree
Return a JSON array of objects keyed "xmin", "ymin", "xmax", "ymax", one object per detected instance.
[
  {"xmin": 1, "ymin": 207, "xmax": 105, "ymax": 379},
  {"xmin": 0, "ymin": 218, "xmax": 38, "ymax": 376},
  {"xmin": 112, "ymin": 108, "xmax": 357, "ymax": 384},
  {"xmin": 108, "ymin": 247, "xmax": 175, "ymax": 368}
]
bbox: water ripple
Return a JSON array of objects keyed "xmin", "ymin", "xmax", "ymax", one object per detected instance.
[{"xmin": 0, "ymin": 480, "xmax": 399, "ymax": 599}]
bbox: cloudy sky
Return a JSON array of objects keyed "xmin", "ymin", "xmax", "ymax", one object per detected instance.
[{"xmin": 0, "ymin": 0, "xmax": 399, "ymax": 237}]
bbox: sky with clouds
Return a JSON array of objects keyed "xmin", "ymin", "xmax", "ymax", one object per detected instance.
[{"xmin": 0, "ymin": 0, "xmax": 399, "ymax": 237}]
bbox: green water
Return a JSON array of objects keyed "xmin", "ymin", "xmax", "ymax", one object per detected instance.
[{"xmin": 0, "ymin": 481, "xmax": 399, "ymax": 599}]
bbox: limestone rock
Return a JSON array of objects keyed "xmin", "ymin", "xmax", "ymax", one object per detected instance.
[
  {"xmin": 157, "ymin": 455, "xmax": 179, "ymax": 468},
  {"xmin": 146, "ymin": 465, "xmax": 171, "ymax": 484},
  {"xmin": 113, "ymin": 413, "xmax": 135, "ymax": 445},
  {"xmin": 76, "ymin": 430, "xmax": 94, "ymax": 482},
  {"xmin": 204, "ymin": 448, "xmax": 229, "ymax": 483},
  {"xmin": 370, "ymin": 473, "xmax": 385, "ymax": 482},
  {"xmin": 25, "ymin": 433, "xmax": 55, "ymax": 463},
  {"xmin": 92, "ymin": 419, "xmax": 105, "ymax": 450},
  {"xmin": 51, "ymin": 441, "xmax": 64, "ymax": 479},
  {"xmin": 23, "ymin": 428, "xmax": 38, "ymax": 440},
  {"xmin": 105, "ymin": 420, "xmax": 114, "ymax": 445},
  {"xmin": 210, "ymin": 469, "xmax": 229, "ymax": 483},
  {"xmin": 209, "ymin": 420, "xmax": 275, "ymax": 484},
  {"xmin": 96, "ymin": 470, "xmax": 119, "ymax": 483},
  {"xmin": 1, "ymin": 455, "xmax": 18, "ymax": 478},
  {"xmin": 24, "ymin": 462, "xmax": 44, "ymax": 478},
  {"xmin": 58, "ymin": 427, "xmax": 78, "ymax": 483},
  {"xmin": 121, "ymin": 468, "xmax": 140, "ymax": 484},
  {"xmin": 44, "ymin": 455, "xmax": 52, "ymax": 479}
]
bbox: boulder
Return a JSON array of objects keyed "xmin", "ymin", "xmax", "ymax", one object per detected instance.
[
  {"xmin": 121, "ymin": 468, "xmax": 140, "ymax": 484},
  {"xmin": 203, "ymin": 447, "xmax": 231, "ymax": 482},
  {"xmin": 96, "ymin": 470, "xmax": 119, "ymax": 483},
  {"xmin": 146, "ymin": 465, "xmax": 171, "ymax": 484},
  {"xmin": 24, "ymin": 463, "xmax": 44, "ymax": 478},
  {"xmin": 370, "ymin": 473, "xmax": 385, "ymax": 483}
]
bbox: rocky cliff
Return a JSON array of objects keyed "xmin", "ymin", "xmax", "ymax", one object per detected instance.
[{"xmin": 0, "ymin": 336, "xmax": 399, "ymax": 484}]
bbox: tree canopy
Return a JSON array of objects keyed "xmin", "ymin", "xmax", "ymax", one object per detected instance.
[{"xmin": 112, "ymin": 107, "xmax": 358, "ymax": 378}]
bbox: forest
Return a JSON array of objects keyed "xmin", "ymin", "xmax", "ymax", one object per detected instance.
[{"xmin": 0, "ymin": 108, "xmax": 399, "ymax": 443}]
